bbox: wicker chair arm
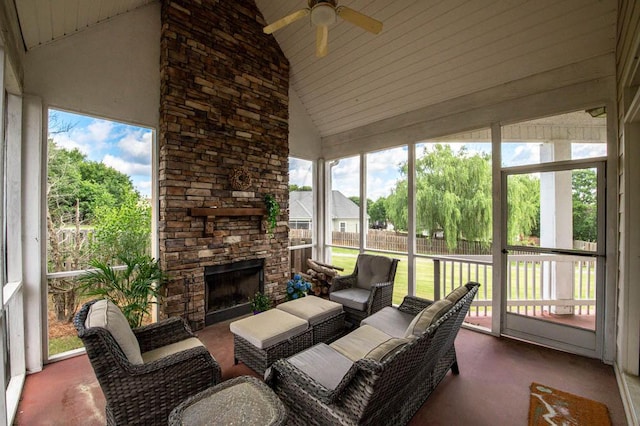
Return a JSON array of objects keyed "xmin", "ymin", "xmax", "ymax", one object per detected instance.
[
  {"xmin": 125, "ymin": 345, "xmax": 221, "ymax": 383},
  {"xmin": 133, "ymin": 317, "xmax": 194, "ymax": 352},
  {"xmin": 367, "ymin": 281, "xmax": 394, "ymax": 315},
  {"xmin": 397, "ymin": 295, "xmax": 433, "ymax": 315},
  {"xmin": 330, "ymin": 274, "xmax": 357, "ymax": 293},
  {"xmin": 267, "ymin": 358, "xmax": 360, "ymax": 405}
]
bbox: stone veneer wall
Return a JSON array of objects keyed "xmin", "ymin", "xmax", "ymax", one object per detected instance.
[{"xmin": 159, "ymin": 0, "xmax": 290, "ymax": 328}]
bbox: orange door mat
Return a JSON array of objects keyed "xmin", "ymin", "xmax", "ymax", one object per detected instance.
[{"xmin": 529, "ymin": 382, "xmax": 611, "ymax": 426}]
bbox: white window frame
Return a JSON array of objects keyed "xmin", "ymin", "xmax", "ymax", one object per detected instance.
[{"xmin": 0, "ymin": 48, "xmax": 26, "ymax": 425}]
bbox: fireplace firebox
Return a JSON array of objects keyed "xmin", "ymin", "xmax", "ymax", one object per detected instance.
[{"xmin": 204, "ymin": 258, "xmax": 264, "ymax": 325}]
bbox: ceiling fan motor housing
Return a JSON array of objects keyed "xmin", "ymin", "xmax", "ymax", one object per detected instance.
[{"xmin": 310, "ymin": 0, "xmax": 337, "ymax": 26}]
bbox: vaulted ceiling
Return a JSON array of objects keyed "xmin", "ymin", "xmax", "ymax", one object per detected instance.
[{"xmin": 13, "ymin": 0, "xmax": 617, "ymax": 138}]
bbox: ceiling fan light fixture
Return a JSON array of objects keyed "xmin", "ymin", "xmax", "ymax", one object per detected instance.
[{"xmin": 310, "ymin": 4, "xmax": 336, "ymax": 26}]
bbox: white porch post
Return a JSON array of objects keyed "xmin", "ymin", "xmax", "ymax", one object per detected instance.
[{"xmin": 540, "ymin": 141, "xmax": 574, "ymax": 314}]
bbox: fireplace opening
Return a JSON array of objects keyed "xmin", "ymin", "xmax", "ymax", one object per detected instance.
[{"xmin": 204, "ymin": 258, "xmax": 264, "ymax": 325}]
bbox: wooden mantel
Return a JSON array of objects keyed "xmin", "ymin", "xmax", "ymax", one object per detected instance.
[{"xmin": 190, "ymin": 207, "xmax": 267, "ymax": 236}]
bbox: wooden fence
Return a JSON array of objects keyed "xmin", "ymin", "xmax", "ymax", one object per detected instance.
[{"xmin": 329, "ymin": 230, "xmax": 492, "ymax": 255}]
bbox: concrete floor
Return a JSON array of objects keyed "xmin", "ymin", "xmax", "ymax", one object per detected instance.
[{"xmin": 16, "ymin": 321, "xmax": 627, "ymax": 425}]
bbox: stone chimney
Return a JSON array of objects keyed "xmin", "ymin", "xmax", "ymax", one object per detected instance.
[{"xmin": 158, "ymin": 0, "xmax": 290, "ymax": 328}]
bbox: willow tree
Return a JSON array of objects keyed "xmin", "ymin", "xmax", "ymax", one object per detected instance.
[{"xmin": 386, "ymin": 144, "xmax": 538, "ymax": 250}]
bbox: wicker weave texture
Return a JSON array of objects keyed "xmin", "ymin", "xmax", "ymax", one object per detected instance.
[
  {"xmin": 312, "ymin": 311, "xmax": 346, "ymax": 344},
  {"xmin": 268, "ymin": 283, "xmax": 480, "ymax": 426},
  {"xmin": 234, "ymin": 327, "xmax": 314, "ymax": 376},
  {"xmin": 74, "ymin": 299, "xmax": 222, "ymax": 426}
]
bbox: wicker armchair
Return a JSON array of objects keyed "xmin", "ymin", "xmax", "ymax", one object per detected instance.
[
  {"xmin": 267, "ymin": 283, "xmax": 480, "ymax": 426},
  {"xmin": 74, "ymin": 299, "xmax": 222, "ymax": 425},
  {"xmin": 329, "ymin": 254, "xmax": 399, "ymax": 325}
]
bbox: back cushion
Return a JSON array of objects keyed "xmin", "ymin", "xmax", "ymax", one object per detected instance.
[
  {"xmin": 404, "ymin": 299, "xmax": 453, "ymax": 337},
  {"xmin": 355, "ymin": 255, "xmax": 395, "ymax": 289},
  {"xmin": 365, "ymin": 337, "xmax": 411, "ymax": 362},
  {"xmin": 445, "ymin": 285, "xmax": 470, "ymax": 305},
  {"xmin": 85, "ymin": 299, "xmax": 143, "ymax": 365}
]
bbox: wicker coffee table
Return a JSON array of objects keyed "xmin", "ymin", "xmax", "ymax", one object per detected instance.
[{"xmin": 168, "ymin": 376, "xmax": 286, "ymax": 426}]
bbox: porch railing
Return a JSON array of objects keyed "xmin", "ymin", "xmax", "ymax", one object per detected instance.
[
  {"xmin": 288, "ymin": 246, "xmax": 597, "ymax": 321},
  {"xmin": 424, "ymin": 254, "xmax": 596, "ymax": 318}
]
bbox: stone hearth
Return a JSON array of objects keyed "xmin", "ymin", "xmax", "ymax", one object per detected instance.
[{"xmin": 158, "ymin": 0, "xmax": 290, "ymax": 329}]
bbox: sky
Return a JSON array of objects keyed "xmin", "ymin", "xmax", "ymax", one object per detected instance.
[{"xmin": 49, "ymin": 109, "xmax": 153, "ymax": 197}]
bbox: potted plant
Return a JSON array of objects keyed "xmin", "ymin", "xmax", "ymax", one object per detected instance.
[
  {"xmin": 286, "ymin": 274, "xmax": 312, "ymax": 301},
  {"xmin": 78, "ymin": 253, "xmax": 167, "ymax": 328},
  {"xmin": 264, "ymin": 194, "xmax": 280, "ymax": 236},
  {"xmin": 249, "ymin": 291, "xmax": 272, "ymax": 314}
]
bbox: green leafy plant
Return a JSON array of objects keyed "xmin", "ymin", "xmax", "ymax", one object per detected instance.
[
  {"xmin": 78, "ymin": 254, "xmax": 167, "ymax": 328},
  {"xmin": 264, "ymin": 194, "xmax": 280, "ymax": 235},
  {"xmin": 249, "ymin": 291, "xmax": 272, "ymax": 314}
]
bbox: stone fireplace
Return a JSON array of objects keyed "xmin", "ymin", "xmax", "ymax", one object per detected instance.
[{"xmin": 158, "ymin": 0, "xmax": 290, "ymax": 329}]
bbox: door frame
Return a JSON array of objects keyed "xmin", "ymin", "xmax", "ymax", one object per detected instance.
[{"xmin": 499, "ymin": 157, "xmax": 607, "ymax": 359}]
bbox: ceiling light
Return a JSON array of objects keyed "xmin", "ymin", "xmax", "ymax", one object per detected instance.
[{"xmin": 310, "ymin": 3, "xmax": 336, "ymax": 26}]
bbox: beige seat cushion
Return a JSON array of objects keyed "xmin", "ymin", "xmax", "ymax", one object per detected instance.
[
  {"xmin": 141, "ymin": 337, "xmax": 204, "ymax": 364},
  {"xmin": 365, "ymin": 337, "xmax": 411, "ymax": 362},
  {"xmin": 404, "ymin": 299, "xmax": 453, "ymax": 337},
  {"xmin": 361, "ymin": 306, "xmax": 415, "ymax": 338},
  {"xmin": 355, "ymin": 255, "xmax": 395, "ymax": 289},
  {"xmin": 229, "ymin": 309, "xmax": 308, "ymax": 349},
  {"xmin": 330, "ymin": 325, "xmax": 392, "ymax": 362},
  {"xmin": 329, "ymin": 288, "xmax": 370, "ymax": 311},
  {"xmin": 277, "ymin": 296, "xmax": 343, "ymax": 326},
  {"xmin": 85, "ymin": 299, "xmax": 143, "ymax": 365},
  {"xmin": 287, "ymin": 343, "xmax": 353, "ymax": 390}
]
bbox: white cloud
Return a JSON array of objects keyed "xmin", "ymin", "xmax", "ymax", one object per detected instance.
[
  {"xmin": 51, "ymin": 118, "xmax": 115, "ymax": 158},
  {"xmin": 289, "ymin": 158, "xmax": 313, "ymax": 187},
  {"xmin": 51, "ymin": 132, "xmax": 90, "ymax": 155},
  {"xmin": 505, "ymin": 143, "xmax": 541, "ymax": 167},
  {"xmin": 118, "ymin": 130, "xmax": 152, "ymax": 164},
  {"xmin": 133, "ymin": 179, "xmax": 153, "ymax": 197},
  {"xmin": 331, "ymin": 156, "xmax": 360, "ymax": 197},
  {"xmin": 366, "ymin": 147, "xmax": 406, "ymax": 173},
  {"xmin": 572, "ymin": 143, "xmax": 606, "ymax": 159},
  {"xmin": 103, "ymin": 154, "xmax": 150, "ymax": 176}
]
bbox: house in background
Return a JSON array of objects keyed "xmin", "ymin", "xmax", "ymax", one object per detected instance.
[{"xmin": 290, "ymin": 190, "xmax": 366, "ymax": 233}]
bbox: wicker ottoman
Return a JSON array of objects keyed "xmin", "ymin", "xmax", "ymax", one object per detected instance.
[
  {"xmin": 277, "ymin": 296, "xmax": 345, "ymax": 344},
  {"xmin": 230, "ymin": 309, "xmax": 313, "ymax": 375},
  {"xmin": 168, "ymin": 376, "xmax": 286, "ymax": 426}
]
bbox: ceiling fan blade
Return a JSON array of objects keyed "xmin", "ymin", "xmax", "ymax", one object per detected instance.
[
  {"xmin": 336, "ymin": 6, "xmax": 383, "ymax": 34},
  {"xmin": 316, "ymin": 25, "xmax": 328, "ymax": 57},
  {"xmin": 263, "ymin": 8, "xmax": 310, "ymax": 34}
]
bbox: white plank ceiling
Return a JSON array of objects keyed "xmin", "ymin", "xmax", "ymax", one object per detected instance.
[
  {"xmin": 13, "ymin": 0, "xmax": 617, "ymax": 138},
  {"xmin": 14, "ymin": 0, "xmax": 155, "ymax": 50}
]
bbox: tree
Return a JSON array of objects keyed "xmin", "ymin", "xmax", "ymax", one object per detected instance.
[
  {"xmin": 415, "ymin": 145, "xmax": 492, "ymax": 249},
  {"xmin": 91, "ymin": 192, "xmax": 152, "ymax": 264},
  {"xmin": 47, "ymin": 141, "xmax": 138, "ymax": 225},
  {"xmin": 386, "ymin": 144, "xmax": 539, "ymax": 250},
  {"xmin": 572, "ymin": 169, "xmax": 597, "ymax": 242},
  {"xmin": 289, "ymin": 184, "xmax": 312, "ymax": 192},
  {"xmin": 368, "ymin": 198, "xmax": 388, "ymax": 228},
  {"xmin": 47, "ymin": 140, "xmax": 147, "ymax": 321},
  {"xmin": 506, "ymin": 174, "xmax": 540, "ymax": 244},
  {"xmin": 348, "ymin": 196, "xmax": 360, "ymax": 207}
]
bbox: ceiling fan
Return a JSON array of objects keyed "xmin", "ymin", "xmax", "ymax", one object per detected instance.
[{"xmin": 263, "ymin": 0, "xmax": 383, "ymax": 58}]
